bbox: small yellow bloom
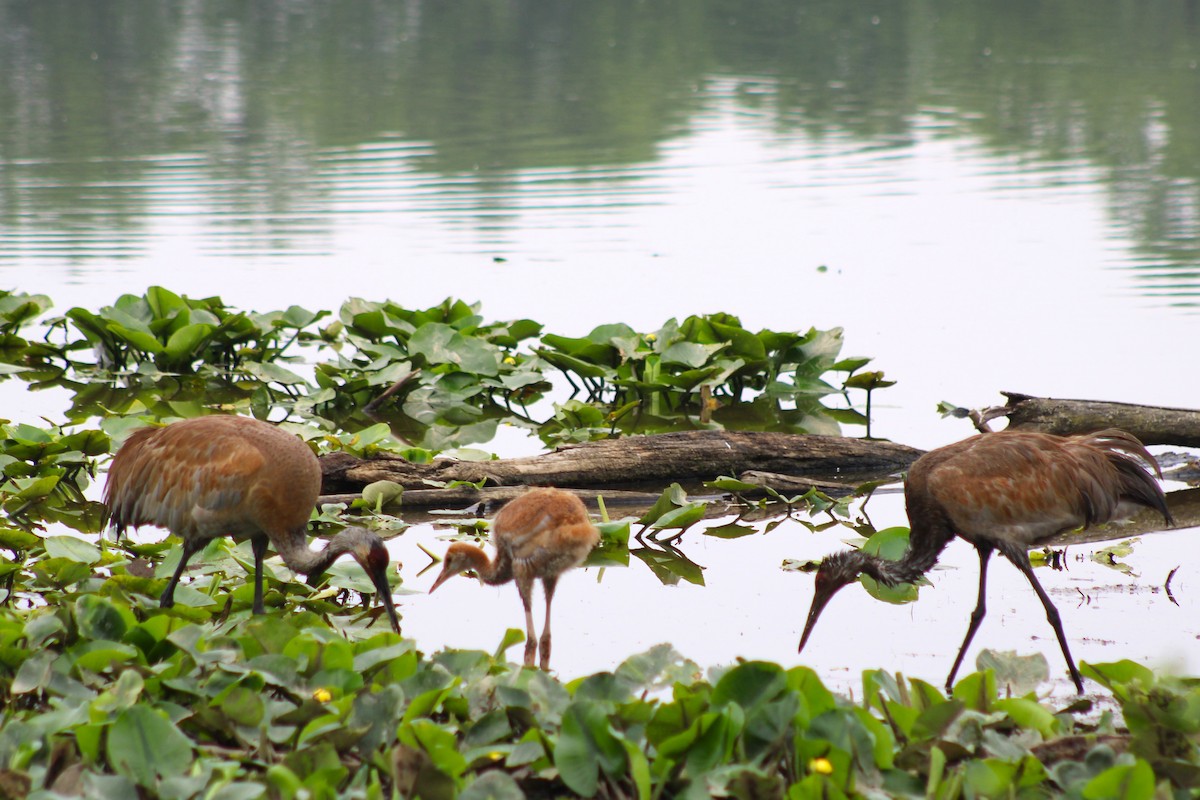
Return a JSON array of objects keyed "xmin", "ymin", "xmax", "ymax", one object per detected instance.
[
  {"xmin": 808, "ymin": 757, "xmax": 834, "ymax": 775},
  {"xmin": 313, "ymin": 688, "xmax": 333, "ymax": 703},
  {"xmin": 645, "ymin": 333, "xmax": 657, "ymax": 342},
  {"xmin": 503, "ymin": 356, "xmax": 516, "ymax": 365}
]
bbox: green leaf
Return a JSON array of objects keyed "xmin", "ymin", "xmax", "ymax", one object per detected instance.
[
  {"xmin": 994, "ymin": 697, "xmax": 1059, "ymax": 738},
  {"xmin": 963, "ymin": 759, "xmax": 1018, "ymax": 798},
  {"xmin": 950, "ymin": 669, "xmax": 995, "ymax": 712},
  {"xmin": 107, "ymin": 324, "xmax": 164, "ymax": 355},
  {"xmin": 241, "ymin": 361, "xmax": 309, "ymax": 385},
  {"xmin": 163, "ymin": 323, "xmax": 214, "ymax": 362},
  {"xmin": 976, "ymin": 649, "xmax": 1049, "ymax": 696},
  {"xmin": 0, "ymin": 527, "xmax": 40, "ymax": 550},
  {"xmin": 703, "ymin": 522, "xmax": 758, "ymax": 539},
  {"xmin": 410, "ymin": 323, "xmax": 501, "ymax": 375},
  {"xmin": 493, "ymin": 628, "xmax": 526, "ymax": 661},
  {"xmin": 556, "ymin": 701, "xmax": 626, "ymax": 796},
  {"xmin": 1081, "ymin": 661, "xmax": 1156, "ymax": 690},
  {"xmin": 15, "ymin": 474, "xmax": 61, "ymax": 501},
  {"xmin": 402, "ymin": 718, "xmax": 468, "ymax": 779},
  {"xmin": 43, "ymin": 535, "xmax": 102, "ymax": 564},
  {"xmin": 107, "ymin": 705, "xmax": 194, "ymax": 787},
  {"xmin": 661, "ymin": 341, "xmax": 720, "ymax": 369},
  {"xmin": 858, "ymin": 527, "xmax": 922, "ymax": 604},
  {"xmin": 860, "ymin": 526, "xmax": 910, "ymax": 560},
  {"xmin": 712, "ymin": 661, "xmax": 787, "ymax": 712},
  {"xmin": 636, "ymin": 483, "xmax": 690, "ymax": 526},
  {"xmin": 75, "ymin": 595, "xmax": 133, "ymax": 641},
  {"xmin": 704, "ymin": 476, "xmax": 762, "ymax": 492},
  {"xmin": 1082, "ymin": 760, "xmax": 1155, "ymax": 800},
  {"xmin": 361, "ymin": 480, "xmax": 404, "ymax": 512},
  {"xmin": 217, "ymin": 685, "xmax": 266, "ymax": 727},
  {"xmin": 650, "ymin": 502, "xmax": 707, "ymax": 530},
  {"xmin": 461, "ymin": 772, "xmax": 526, "ymax": 800}
]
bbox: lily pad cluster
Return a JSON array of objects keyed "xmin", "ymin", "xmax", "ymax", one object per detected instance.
[{"xmin": 0, "ymin": 288, "xmax": 885, "ymax": 452}]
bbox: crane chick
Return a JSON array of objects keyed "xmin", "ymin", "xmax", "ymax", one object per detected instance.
[{"xmin": 430, "ymin": 487, "xmax": 600, "ymax": 670}]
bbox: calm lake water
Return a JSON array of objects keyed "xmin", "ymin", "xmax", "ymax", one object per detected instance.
[{"xmin": 2, "ymin": 0, "xmax": 1198, "ymax": 695}]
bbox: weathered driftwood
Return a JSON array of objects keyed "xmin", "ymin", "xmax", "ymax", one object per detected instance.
[
  {"xmin": 1000, "ymin": 392, "xmax": 1200, "ymax": 447},
  {"xmin": 320, "ymin": 430, "xmax": 923, "ymax": 495}
]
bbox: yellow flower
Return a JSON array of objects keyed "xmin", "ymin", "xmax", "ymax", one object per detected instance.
[
  {"xmin": 503, "ymin": 356, "xmax": 516, "ymax": 365},
  {"xmin": 808, "ymin": 757, "xmax": 834, "ymax": 775},
  {"xmin": 312, "ymin": 688, "xmax": 333, "ymax": 703},
  {"xmin": 645, "ymin": 333, "xmax": 657, "ymax": 342}
]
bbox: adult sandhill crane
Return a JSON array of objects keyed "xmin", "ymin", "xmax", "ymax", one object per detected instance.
[
  {"xmin": 104, "ymin": 415, "xmax": 401, "ymax": 633},
  {"xmin": 798, "ymin": 429, "xmax": 1173, "ymax": 693},
  {"xmin": 429, "ymin": 487, "xmax": 600, "ymax": 670}
]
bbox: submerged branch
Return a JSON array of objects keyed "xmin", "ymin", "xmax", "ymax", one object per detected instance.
[{"xmin": 999, "ymin": 392, "xmax": 1200, "ymax": 447}]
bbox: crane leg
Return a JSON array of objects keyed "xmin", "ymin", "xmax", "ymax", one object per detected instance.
[
  {"xmin": 540, "ymin": 576, "xmax": 560, "ymax": 671},
  {"xmin": 516, "ymin": 575, "xmax": 538, "ymax": 668},
  {"xmin": 251, "ymin": 535, "xmax": 268, "ymax": 615},
  {"xmin": 161, "ymin": 538, "xmax": 204, "ymax": 608},
  {"xmin": 1003, "ymin": 544, "xmax": 1084, "ymax": 694},
  {"xmin": 945, "ymin": 544, "xmax": 993, "ymax": 692}
]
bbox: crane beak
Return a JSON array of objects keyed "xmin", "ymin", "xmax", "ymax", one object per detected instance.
[
  {"xmin": 363, "ymin": 547, "xmax": 401, "ymax": 634},
  {"xmin": 377, "ymin": 583, "xmax": 402, "ymax": 634},
  {"xmin": 797, "ymin": 584, "xmax": 837, "ymax": 654},
  {"xmin": 428, "ymin": 566, "xmax": 457, "ymax": 593}
]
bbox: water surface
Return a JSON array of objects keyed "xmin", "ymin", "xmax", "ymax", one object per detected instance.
[{"xmin": 2, "ymin": 0, "xmax": 1198, "ymax": 693}]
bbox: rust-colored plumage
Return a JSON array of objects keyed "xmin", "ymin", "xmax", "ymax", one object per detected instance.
[
  {"xmin": 429, "ymin": 487, "xmax": 600, "ymax": 669},
  {"xmin": 104, "ymin": 415, "xmax": 400, "ymax": 633},
  {"xmin": 798, "ymin": 429, "xmax": 1173, "ymax": 693}
]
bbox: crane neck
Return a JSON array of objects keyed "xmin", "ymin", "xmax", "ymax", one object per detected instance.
[
  {"xmin": 857, "ymin": 506, "xmax": 955, "ymax": 588},
  {"xmin": 456, "ymin": 544, "xmax": 514, "ymax": 586},
  {"xmin": 271, "ymin": 527, "xmax": 365, "ymax": 578}
]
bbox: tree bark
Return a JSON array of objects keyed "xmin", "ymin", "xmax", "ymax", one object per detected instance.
[
  {"xmin": 320, "ymin": 430, "xmax": 922, "ymax": 496},
  {"xmin": 1000, "ymin": 392, "xmax": 1200, "ymax": 447}
]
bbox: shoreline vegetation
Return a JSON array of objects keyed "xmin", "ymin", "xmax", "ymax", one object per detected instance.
[{"xmin": 0, "ymin": 286, "xmax": 1197, "ymax": 798}]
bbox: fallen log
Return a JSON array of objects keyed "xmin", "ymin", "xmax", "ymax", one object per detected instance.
[
  {"xmin": 998, "ymin": 392, "xmax": 1200, "ymax": 447},
  {"xmin": 320, "ymin": 430, "xmax": 922, "ymax": 496}
]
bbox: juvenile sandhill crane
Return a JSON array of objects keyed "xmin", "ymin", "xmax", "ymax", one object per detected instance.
[
  {"xmin": 105, "ymin": 415, "xmax": 401, "ymax": 633},
  {"xmin": 798, "ymin": 429, "xmax": 1173, "ymax": 693},
  {"xmin": 429, "ymin": 487, "xmax": 600, "ymax": 670}
]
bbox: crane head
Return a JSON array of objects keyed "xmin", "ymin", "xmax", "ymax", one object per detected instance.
[
  {"xmin": 429, "ymin": 543, "xmax": 487, "ymax": 592},
  {"xmin": 797, "ymin": 549, "xmax": 867, "ymax": 653},
  {"xmin": 343, "ymin": 527, "xmax": 402, "ymax": 634}
]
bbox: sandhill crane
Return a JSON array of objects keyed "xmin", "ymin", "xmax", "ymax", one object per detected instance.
[
  {"xmin": 798, "ymin": 429, "xmax": 1172, "ymax": 693},
  {"xmin": 429, "ymin": 487, "xmax": 600, "ymax": 669},
  {"xmin": 105, "ymin": 415, "xmax": 400, "ymax": 633}
]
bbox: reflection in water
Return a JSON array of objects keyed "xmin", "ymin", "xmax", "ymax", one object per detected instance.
[
  {"xmin": 3, "ymin": 0, "xmax": 1199, "ymax": 694},
  {"xmin": 0, "ymin": 0, "xmax": 1197, "ymax": 301}
]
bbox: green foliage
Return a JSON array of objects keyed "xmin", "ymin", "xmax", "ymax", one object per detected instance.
[
  {"xmin": 5, "ymin": 522, "xmax": 1194, "ymax": 797},
  {"xmin": 0, "ymin": 290, "xmax": 890, "ymax": 452},
  {"xmin": 0, "ymin": 420, "xmax": 108, "ymax": 535},
  {"xmin": 49, "ymin": 286, "xmax": 328, "ymax": 375},
  {"xmin": 535, "ymin": 315, "xmax": 875, "ymax": 444},
  {"xmin": 1, "ymin": 288, "xmax": 1194, "ymax": 795}
]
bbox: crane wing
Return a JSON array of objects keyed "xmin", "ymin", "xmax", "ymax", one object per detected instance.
[{"xmin": 106, "ymin": 422, "xmax": 266, "ymax": 538}]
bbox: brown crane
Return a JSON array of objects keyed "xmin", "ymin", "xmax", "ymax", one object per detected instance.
[
  {"xmin": 429, "ymin": 487, "xmax": 600, "ymax": 669},
  {"xmin": 798, "ymin": 429, "xmax": 1173, "ymax": 693},
  {"xmin": 104, "ymin": 415, "xmax": 401, "ymax": 633}
]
